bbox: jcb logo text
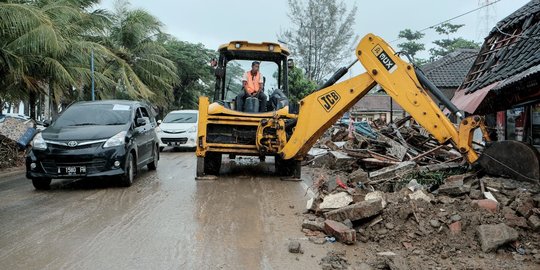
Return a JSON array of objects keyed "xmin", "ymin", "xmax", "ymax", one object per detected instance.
[{"xmin": 318, "ymin": 90, "xmax": 341, "ymax": 112}]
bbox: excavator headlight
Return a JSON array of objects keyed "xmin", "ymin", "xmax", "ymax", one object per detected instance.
[
  {"xmin": 235, "ymin": 43, "xmax": 241, "ymax": 49},
  {"xmin": 268, "ymin": 44, "xmax": 274, "ymax": 51}
]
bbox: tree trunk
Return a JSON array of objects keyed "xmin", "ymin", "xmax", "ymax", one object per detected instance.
[{"xmin": 29, "ymin": 92, "xmax": 37, "ymax": 120}]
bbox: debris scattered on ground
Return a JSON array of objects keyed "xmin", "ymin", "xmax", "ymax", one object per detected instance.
[
  {"xmin": 319, "ymin": 251, "xmax": 349, "ymax": 270},
  {"xmin": 300, "ymin": 117, "xmax": 540, "ymax": 268},
  {"xmin": 0, "ymin": 116, "xmax": 36, "ymax": 169}
]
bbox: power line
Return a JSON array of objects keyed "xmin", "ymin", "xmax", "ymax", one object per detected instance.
[{"xmin": 390, "ymin": 0, "xmax": 504, "ymax": 43}]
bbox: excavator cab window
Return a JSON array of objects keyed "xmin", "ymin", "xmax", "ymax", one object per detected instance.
[{"xmin": 212, "ymin": 42, "xmax": 291, "ymax": 112}]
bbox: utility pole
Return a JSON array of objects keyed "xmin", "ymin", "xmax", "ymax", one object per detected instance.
[{"xmin": 91, "ymin": 48, "xmax": 95, "ymax": 101}]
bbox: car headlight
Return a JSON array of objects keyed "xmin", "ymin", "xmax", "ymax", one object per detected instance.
[
  {"xmin": 103, "ymin": 131, "xmax": 127, "ymax": 148},
  {"xmin": 187, "ymin": 126, "xmax": 196, "ymax": 133},
  {"xmin": 32, "ymin": 133, "xmax": 47, "ymax": 150}
]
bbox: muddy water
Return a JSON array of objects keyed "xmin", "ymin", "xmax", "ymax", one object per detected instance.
[{"xmin": 0, "ymin": 152, "xmax": 341, "ymax": 270}]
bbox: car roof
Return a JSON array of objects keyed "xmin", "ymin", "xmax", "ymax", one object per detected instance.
[
  {"xmin": 167, "ymin": 110, "xmax": 199, "ymax": 114},
  {"xmin": 71, "ymin": 100, "xmax": 147, "ymax": 108}
]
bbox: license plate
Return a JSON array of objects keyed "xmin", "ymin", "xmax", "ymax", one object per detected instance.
[{"xmin": 58, "ymin": 166, "xmax": 86, "ymax": 175}]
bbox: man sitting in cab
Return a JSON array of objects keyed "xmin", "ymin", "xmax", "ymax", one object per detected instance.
[{"xmin": 236, "ymin": 61, "xmax": 267, "ymax": 112}]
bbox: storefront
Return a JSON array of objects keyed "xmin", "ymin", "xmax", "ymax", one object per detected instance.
[{"xmin": 496, "ymin": 102, "xmax": 540, "ymax": 150}]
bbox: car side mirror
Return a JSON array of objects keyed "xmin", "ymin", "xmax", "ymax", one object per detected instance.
[
  {"xmin": 136, "ymin": 118, "xmax": 147, "ymax": 127},
  {"xmin": 157, "ymin": 119, "xmax": 162, "ymax": 125},
  {"xmin": 43, "ymin": 119, "xmax": 51, "ymax": 127}
]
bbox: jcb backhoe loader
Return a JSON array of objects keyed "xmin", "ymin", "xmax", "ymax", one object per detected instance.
[{"xmin": 196, "ymin": 34, "xmax": 540, "ymax": 182}]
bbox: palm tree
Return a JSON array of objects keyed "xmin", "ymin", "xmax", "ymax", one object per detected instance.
[{"xmin": 101, "ymin": 0, "xmax": 177, "ymax": 108}]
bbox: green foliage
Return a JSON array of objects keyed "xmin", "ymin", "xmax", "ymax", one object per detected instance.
[
  {"xmin": 286, "ymin": 66, "xmax": 317, "ymax": 103},
  {"xmin": 397, "ymin": 29, "xmax": 426, "ymax": 65},
  {"xmin": 163, "ymin": 38, "xmax": 215, "ymax": 110},
  {"xmin": 400, "ymin": 167, "xmax": 468, "ymax": 187},
  {"xmin": 0, "ymin": 0, "xmax": 216, "ymax": 117},
  {"xmin": 280, "ymin": 0, "xmax": 358, "ymax": 83},
  {"xmin": 429, "ymin": 23, "xmax": 480, "ymax": 61}
]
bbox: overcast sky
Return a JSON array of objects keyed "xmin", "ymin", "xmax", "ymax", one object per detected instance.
[{"xmin": 99, "ymin": 0, "xmax": 528, "ymax": 69}]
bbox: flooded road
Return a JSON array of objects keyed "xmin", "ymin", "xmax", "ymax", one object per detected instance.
[{"xmin": 0, "ymin": 151, "xmax": 349, "ymax": 270}]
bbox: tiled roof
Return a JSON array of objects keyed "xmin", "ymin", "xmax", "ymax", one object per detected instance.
[
  {"xmin": 420, "ymin": 49, "xmax": 479, "ymax": 88},
  {"xmin": 460, "ymin": 0, "xmax": 540, "ymax": 93},
  {"xmin": 353, "ymin": 95, "xmax": 403, "ymax": 112}
]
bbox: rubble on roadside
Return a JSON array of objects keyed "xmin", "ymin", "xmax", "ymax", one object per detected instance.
[
  {"xmin": 299, "ymin": 117, "xmax": 540, "ymax": 267},
  {"xmin": 0, "ymin": 116, "xmax": 36, "ymax": 169}
]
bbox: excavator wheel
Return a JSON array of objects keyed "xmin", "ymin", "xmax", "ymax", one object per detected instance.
[
  {"xmin": 196, "ymin": 152, "xmax": 222, "ymax": 177},
  {"xmin": 275, "ymin": 156, "xmax": 301, "ymax": 179},
  {"xmin": 477, "ymin": 141, "xmax": 540, "ymax": 183}
]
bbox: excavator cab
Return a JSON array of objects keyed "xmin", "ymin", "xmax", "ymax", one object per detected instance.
[
  {"xmin": 196, "ymin": 41, "xmax": 300, "ymax": 178},
  {"xmin": 212, "ymin": 41, "xmax": 292, "ymax": 112}
]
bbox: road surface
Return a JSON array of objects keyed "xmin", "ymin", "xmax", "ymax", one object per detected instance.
[{"xmin": 0, "ymin": 150, "xmax": 352, "ymax": 270}]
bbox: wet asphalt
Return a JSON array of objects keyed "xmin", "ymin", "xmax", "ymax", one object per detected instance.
[{"xmin": 0, "ymin": 150, "xmax": 351, "ymax": 270}]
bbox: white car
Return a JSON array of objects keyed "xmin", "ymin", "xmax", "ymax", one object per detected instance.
[{"xmin": 156, "ymin": 110, "xmax": 198, "ymax": 151}]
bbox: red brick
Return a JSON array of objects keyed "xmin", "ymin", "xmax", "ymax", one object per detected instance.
[
  {"xmin": 504, "ymin": 212, "xmax": 529, "ymax": 228},
  {"xmin": 449, "ymin": 221, "xmax": 462, "ymax": 235},
  {"xmin": 472, "ymin": 199, "xmax": 498, "ymax": 213},
  {"xmin": 324, "ymin": 220, "xmax": 356, "ymax": 245}
]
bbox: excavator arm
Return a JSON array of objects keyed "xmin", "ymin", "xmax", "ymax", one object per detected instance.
[
  {"xmin": 279, "ymin": 34, "xmax": 539, "ymax": 182},
  {"xmin": 280, "ymin": 33, "xmax": 481, "ymax": 163}
]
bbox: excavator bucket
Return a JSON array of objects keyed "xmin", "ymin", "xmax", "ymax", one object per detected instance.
[{"xmin": 477, "ymin": 141, "xmax": 540, "ymax": 183}]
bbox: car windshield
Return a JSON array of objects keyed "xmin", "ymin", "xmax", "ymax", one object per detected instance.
[
  {"xmin": 163, "ymin": 113, "xmax": 197, "ymax": 123},
  {"xmin": 54, "ymin": 104, "xmax": 132, "ymax": 127}
]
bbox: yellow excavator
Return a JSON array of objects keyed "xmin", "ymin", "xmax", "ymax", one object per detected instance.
[{"xmin": 195, "ymin": 34, "xmax": 540, "ymax": 182}]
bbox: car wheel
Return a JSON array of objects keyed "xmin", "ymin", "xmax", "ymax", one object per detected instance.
[
  {"xmin": 148, "ymin": 146, "xmax": 158, "ymax": 171},
  {"xmin": 32, "ymin": 178, "xmax": 51, "ymax": 190},
  {"xmin": 119, "ymin": 153, "xmax": 135, "ymax": 187}
]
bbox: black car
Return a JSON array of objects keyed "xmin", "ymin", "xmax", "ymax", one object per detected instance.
[{"xmin": 26, "ymin": 100, "xmax": 160, "ymax": 190}]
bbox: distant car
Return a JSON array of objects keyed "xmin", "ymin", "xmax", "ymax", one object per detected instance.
[
  {"xmin": 26, "ymin": 100, "xmax": 160, "ymax": 190},
  {"xmin": 156, "ymin": 110, "xmax": 198, "ymax": 151}
]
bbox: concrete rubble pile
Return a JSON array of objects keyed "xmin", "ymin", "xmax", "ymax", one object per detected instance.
[
  {"xmin": 0, "ymin": 116, "xmax": 36, "ymax": 169},
  {"xmin": 298, "ymin": 117, "xmax": 540, "ymax": 268}
]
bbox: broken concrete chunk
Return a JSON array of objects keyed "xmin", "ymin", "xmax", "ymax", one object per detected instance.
[
  {"xmin": 302, "ymin": 220, "xmax": 326, "ymax": 232},
  {"xmin": 365, "ymin": 191, "xmax": 387, "ymax": 208},
  {"xmin": 288, "ymin": 241, "xmax": 301, "ymax": 253},
  {"xmin": 528, "ymin": 215, "xmax": 540, "ymax": 231},
  {"xmin": 324, "ymin": 199, "xmax": 383, "ymax": 222},
  {"xmin": 408, "ymin": 190, "xmax": 432, "ymax": 203},
  {"xmin": 319, "ymin": 192, "xmax": 353, "ymax": 210},
  {"xmin": 309, "ymin": 153, "xmax": 334, "ymax": 168},
  {"xmin": 438, "ymin": 177, "xmax": 470, "ymax": 196},
  {"xmin": 306, "ymin": 197, "xmax": 316, "ymax": 211},
  {"xmin": 386, "ymin": 255, "xmax": 410, "ymax": 270},
  {"xmin": 349, "ymin": 168, "xmax": 369, "ymax": 183},
  {"xmin": 329, "ymin": 151, "xmax": 355, "ymax": 170},
  {"xmin": 324, "ymin": 220, "xmax": 356, "ymax": 244},
  {"xmin": 477, "ymin": 223, "xmax": 519, "ymax": 252},
  {"xmin": 369, "ymin": 161, "xmax": 416, "ymax": 181}
]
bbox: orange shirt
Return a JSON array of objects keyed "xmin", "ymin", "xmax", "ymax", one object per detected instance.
[{"xmin": 242, "ymin": 71, "xmax": 263, "ymax": 94}]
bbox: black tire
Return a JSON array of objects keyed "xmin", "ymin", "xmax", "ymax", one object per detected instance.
[
  {"xmin": 204, "ymin": 152, "xmax": 222, "ymax": 175},
  {"xmin": 32, "ymin": 178, "xmax": 51, "ymax": 190},
  {"xmin": 147, "ymin": 146, "xmax": 158, "ymax": 171},
  {"xmin": 119, "ymin": 153, "xmax": 135, "ymax": 187},
  {"xmin": 196, "ymin": 157, "xmax": 205, "ymax": 177},
  {"xmin": 275, "ymin": 156, "xmax": 301, "ymax": 178}
]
